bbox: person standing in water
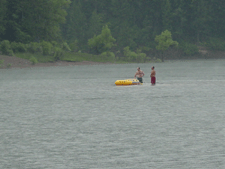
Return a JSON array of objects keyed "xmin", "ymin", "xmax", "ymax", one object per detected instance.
[
  {"xmin": 134, "ymin": 67, "xmax": 145, "ymax": 83},
  {"xmin": 150, "ymin": 66, "xmax": 156, "ymax": 85}
]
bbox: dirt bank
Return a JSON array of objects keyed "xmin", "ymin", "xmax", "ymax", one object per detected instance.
[{"xmin": 0, "ymin": 55, "xmax": 112, "ymax": 69}]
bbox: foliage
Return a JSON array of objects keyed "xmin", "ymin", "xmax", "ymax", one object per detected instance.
[
  {"xmin": 138, "ymin": 46, "xmax": 152, "ymax": 52},
  {"xmin": 0, "ymin": 0, "xmax": 7, "ymax": 36},
  {"xmin": 161, "ymin": 0, "xmax": 172, "ymax": 31},
  {"xmin": 136, "ymin": 49, "xmax": 147, "ymax": 63},
  {"xmin": 155, "ymin": 30, "xmax": 178, "ymax": 61},
  {"xmin": 16, "ymin": 52, "xmax": 55, "ymax": 63},
  {"xmin": 155, "ymin": 30, "xmax": 178, "ymax": 51},
  {"xmin": 0, "ymin": 59, "xmax": 4, "ymax": 67},
  {"xmin": 62, "ymin": 52, "xmax": 87, "ymax": 62},
  {"xmin": 1, "ymin": 0, "xmax": 225, "ymax": 59},
  {"xmin": 52, "ymin": 42, "xmax": 70, "ymax": 60},
  {"xmin": 0, "ymin": 40, "xmax": 14, "ymax": 56},
  {"xmin": 27, "ymin": 42, "xmax": 43, "ymax": 54},
  {"xmin": 123, "ymin": 46, "xmax": 146, "ymax": 62},
  {"xmin": 11, "ymin": 42, "xmax": 27, "ymax": 53},
  {"xmin": 61, "ymin": 42, "xmax": 71, "ymax": 52},
  {"xmin": 7, "ymin": 63, "xmax": 12, "ymax": 68},
  {"xmin": 41, "ymin": 41, "xmax": 53, "ymax": 55},
  {"xmin": 155, "ymin": 58, "xmax": 162, "ymax": 62},
  {"xmin": 87, "ymin": 10, "xmax": 104, "ymax": 39},
  {"xmin": 205, "ymin": 38, "xmax": 225, "ymax": 51},
  {"xmin": 9, "ymin": 41, "xmax": 76, "ymax": 63},
  {"xmin": 29, "ymin": 56, "xmax": 38, "ymax": 65},
  {"xmin": 62, "ymin": 0, "xmax": 86, "ymax": 47},
  {"xmin": 2, "ymin": 0, "xmax": 71, "ymax": 42},
  {"xmin": 88, "ymin": 25, "xmax": 116, "ymax": 54},
  {"xmin": 69, "ymin": 40, "xmax": 79, "ymax": 52},
  {"xmin": 62, "ymin": 52, "xmax": 96, "ymax": 62},
  {"xmin": 62, "ymin": 52, "xmax": 116, "ymax": 63},
  {"xmin": 123, "ymin": 46, "xmax": 137, "ymax": 61},
  {"xmin": 179, "ymin": 42, "xmax": 199, "ymax": 55},
  {"xmin": 53, "ymin": 47, "xmax": 64, "ymax": 61},
  {"xmin": 25, "ymin": 41, "xmax": 71, "ymax": 58},
  {"xmin": 100, "ymin": 52, "xmax": 115, "ymax": 62},
  {"xmin": 51, "ymin": 41, "xmax": 59, "ymax": 47}
]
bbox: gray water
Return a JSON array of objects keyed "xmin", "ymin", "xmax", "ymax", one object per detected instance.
[{"xmin": 0, "ymin": 60, "xmax": 225, "ymax": 169}]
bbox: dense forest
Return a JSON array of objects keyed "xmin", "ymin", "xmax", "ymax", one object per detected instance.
[{"xmin": 1, "ymin": 0, "xmax": 225, "ymax": 61}]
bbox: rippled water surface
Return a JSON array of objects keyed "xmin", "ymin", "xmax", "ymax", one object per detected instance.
[{"xmin": 1, "ymin": 60, "xmax": 225, "ymax": 169}]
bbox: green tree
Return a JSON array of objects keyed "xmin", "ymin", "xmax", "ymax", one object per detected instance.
[
  {"xmin": 1, "ymin": 0, "xmax": 224, "ymax": 58},
  {"xmin": 206, "ymin": 0, "xmax": 225, "ymax": 39},
  {"xmin": 0, "ymin": 0, "xmax": 7, "ymax": 38},
  {"xmin": 161, "ymin": 0, "xmax": 172, "ymax": 31},
  {"xmin": 0, "ymin": 40, "xmax": 14, "ymax": 56},
  {"xmin": 63, "ymin": 0, "xmax": 86, "ymax": 47},
  {"xmin": 189, "ymin": 0, "xmax": 209, "ymax": 43},
  {"xmin": 87, "ymin": 10, "xmax": 103, "ymax": 39},
  {"xmin": 155, "ymin": 30, "xmax": 178, "ymax": 62},
  {"xmin": 109, "ymin": 0, "xmax": 138, "ymax": 50},
  {"xmin": 88, "ymin": 25, "xmax": 116, "ymax": 54},
  {"xmin": 170, "ymin": 0, "xmax": 187, "ymax": 40},
  {"xmin": 2, "ymin": 0, "xmax": 70, "ymax": 42}
]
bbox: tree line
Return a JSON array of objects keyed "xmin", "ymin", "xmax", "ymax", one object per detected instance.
[{"xmin": 1, "ymin": 0, "xmax": 225, "ymax": 57}]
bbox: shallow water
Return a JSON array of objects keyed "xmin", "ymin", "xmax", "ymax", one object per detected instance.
[{"xmin": 1, "ymin": 60, "xmax": 225, "ymax": 169}]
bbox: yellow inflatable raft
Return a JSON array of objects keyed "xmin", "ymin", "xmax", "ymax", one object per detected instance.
[{"xmin": 115, "ymin": 79, "xmax": 142, "ymax": 86}]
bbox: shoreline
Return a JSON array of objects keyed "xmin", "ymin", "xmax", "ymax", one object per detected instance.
[
  {"xmin": 0, "ymin": 54, "xmax": 114, "ymax": 69},
  {"xmin": 1, "ymin": 54, "xmax": 225, "ymax": 69},
  {"xmin": 0, "ymin": 61, "xmax": 113, "ymax": 69}
]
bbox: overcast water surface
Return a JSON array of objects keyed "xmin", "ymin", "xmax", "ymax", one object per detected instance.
[{"xmin": 1, "ymin": 59, "xmax": 225, "ymax": 169}]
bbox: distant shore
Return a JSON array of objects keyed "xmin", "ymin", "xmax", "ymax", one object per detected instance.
[
  {"xmin": 1, "ymin": 51, "xmax": 225, "ymax": 69},
  {"xmin": 0, "ymin": 55, "xmax": 114, "ymax": 69}
]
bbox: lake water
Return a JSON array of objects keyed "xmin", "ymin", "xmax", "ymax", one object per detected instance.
[{"xmin": 1, "ymin": 60, "xmax": 225, "ymax": 169}]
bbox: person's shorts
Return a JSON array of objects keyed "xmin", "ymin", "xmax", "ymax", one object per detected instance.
[
  {"xmin": 137, "ymin": 77, "xmax": 143, "ymax": 83},
  {"xmin": 151, "ymin": 77, "xmax": 156, "ymax": 84}
]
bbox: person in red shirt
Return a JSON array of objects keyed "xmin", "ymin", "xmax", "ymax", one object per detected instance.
[{"xmin": 150, "ymin": 66, "xmax": 156, "ymax": 85}]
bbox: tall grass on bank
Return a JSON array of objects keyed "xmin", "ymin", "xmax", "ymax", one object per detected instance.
[
  {"xmin": 16, "ymin": 52, "xmax": 55, "ymax": 63},
  {"xmin": 0, "ymin": 59, "xmax": 4, "ymax": 67},
  {"xmin": 62, "ymin": 52, "xmax": 115, "ymax": 63}
]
